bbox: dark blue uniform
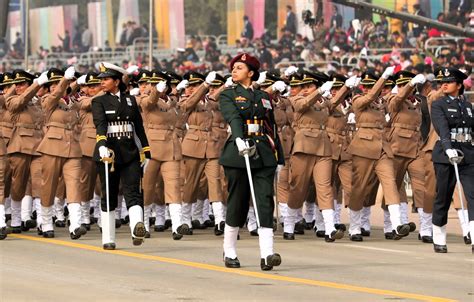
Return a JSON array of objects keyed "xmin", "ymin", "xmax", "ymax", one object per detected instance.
[{"xmin": 431, "ymin": 94, "xmax": 474, "ymax": 227}]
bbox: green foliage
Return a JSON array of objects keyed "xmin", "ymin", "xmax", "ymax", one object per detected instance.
[{"xmin": 184, "ymin": 0, "xmax": 227, "ymax": 36}]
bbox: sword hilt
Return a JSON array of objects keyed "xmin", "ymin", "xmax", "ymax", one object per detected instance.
[
  {"xmin": 449, "ymin": 149, "xmax": 464, "ymax": 165},
  {"xmin": 101, "ymin": 149, "xmax": 115, "ymax": 172}
]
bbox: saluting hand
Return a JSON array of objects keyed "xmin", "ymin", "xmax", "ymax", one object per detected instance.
[{"xmin": 64, "ymin": 66, "xmax": 76, "ymax": 80}]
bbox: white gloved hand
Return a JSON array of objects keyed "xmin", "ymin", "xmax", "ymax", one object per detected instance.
[
  {"xmin": 176, "ymin": 80, "xmax": 189, "ymax": 91},
  {"xmin": 445, "ymin": 149, "xmax": 458, "ymax": 159},
  {"xmin": 98, "ymin": 146, "xmax": 110, "ymax": 159},
  {"xmin": 256, "ymin": 71, "xmax": 267, "ymax": 85},
  {"xmin": 391, "ymin": 85, "xmax": 399, "ymax": 94},
  {"xmin": 77, "ymin": 75, "xmax": 87, "ymax": 85},
  {"xmin": 156, "ymin": 81, "xmax": 167, "ymax": 93},
  {"xmin": 141, "ymin": 158, "xmax": 150, "ymax": 173},
  {"xmin": 322, "ymin": 90, "xmax": 331, "ymax": 98},
  {"xmin": 235, "ymin": 137, "xmax": 249, "ymax": 153},
  {"xmin": 319, "ymin": 81, "xmax": 334, "ymax": 94},
  {"xmin": 382, "ymin": 66, "xmax": 395, "ymax": 79},
  {"xmin": 225, "ymin": 77, "xmax": 234, "ymax": 87},
  {"xmin": 347, "ymin": 112, "xmax": 356, "ymax": 124},
  {"xmin": 126, "ymin": 65, "xmax": 139, "ymax": 75},
  {"xmin": 272, "ymin": 81, "xmax": 287, "ymax": 93},
  {"xmin": 129, "ymin": 88, "xmax": 140, "ymax": 96},
  {"xmin": 345, "ymin": 75, "xmax": 358, "ymax": 89},
  {"xmin": 205, "ymin": 71, "xmax": 216, "ymax": 84},
  {"xmin": 64, "ymin": 66, "xmax": 76, "ymax": 80},
  {"xmin": 341, "ymin": 101, "xmax": 351, "ymax": 115},
  {"xmin": 410, "ymin": 74, "xmax": 426, "ymax": 86},
  {"xmin": 35, "ymin": 71, "xmax": 49, "ymax": 86},
  {"xmin": 385, "ymin": 113, "xmax": 391, "ymax": 122},
  {"xmin": 284, "ymin": 66, "xmax": 298, "ymax": 77},
  {"xmin": 354, "ymin": 77, "xmax": 361, "ymax": 87}
]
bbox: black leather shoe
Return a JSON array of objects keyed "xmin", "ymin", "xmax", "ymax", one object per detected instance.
[
  {"xmin": 164, "ymin": 219, "xmax": 172, "ymax": 229},
  {"xmin": 149, "ymin": 217, "xmax": 155, "ymax": 226},
  {"xmin": 145, "ymin": 231, "xmax": 151, "ymax": 238},
  {"xmin": 334, "ymin": 223, "xmax": 346, "ymax": 232},
  {"xmin": 172, "ymin": 232, "xmax": 183, "ymax": 240},
  {"xmin": 472, "ymin": 246, "xmax": 474, "ymax": 254},
  {"xmin": 122, "ymin": 215, "xmax": 129, "ymax": 225},
  {"xmin": 418, "ymin": 234, "xmax": 433, "ymax": 243},
  {"xmin": 361, "ymin": 228, "xmax": 371, "ymax": 237},
  {"xmin": 132, "ymin": 222, "xmax": 146, "ymax": 238},
  {"xmin": 5, "ymin": 214, "xmax": 11, "ymax": 222},
  {"xmin": 349, "ymin": 234, "xmax": 363, "ymax": 241},
  {"xmin": 10, "ymin": 226, "xmax": 21, "ymax": 234},
  {"xmin": 154, "ymin": 225, "xmax": 166, "ymax": 232},
  {"xmin": 22, "ymin": 219, "xmax": 37, "ymax": 231},
  {"xmin": 433, "ymin": 244, "xmax": 447, "ymax": 253},
  {"xmin": 70, "ymin": 226, "xmax": 87, "ymax": 240},
  {"xmin": 103, "ymin": 243, "xmax": 116, "ymax": 250},
  {"xmin": 385, "ymin": 232, "xmax": 395, "ymax": 240},
  {"xmin": 393, "ymin": 224, "xmax": 411, "ymax": 240},
  {"xmin": 315, "ymin": 230, "xmax": 325, "ymax": 238},
  {"xmin": 55, "ymin": 220, "xmax": 66, "ymax": 228},
  {"xmin": 250, "ymin": 229, "xmax": 259, "ymax": 236},
  {"xmin": 177, "ymin": 224, "xmax": 192, "ymax": 235},
  {"xmin": 115, "ymin": 219, "xmax": 122, "ymax": 228},
  {"xmin": 260, "ymin": 253, "xmax": 281, "ymax": 271},
  {"xmin": 224, "ymin": 257, "xmax": 240, "ymax": 268},
  {"xmin": 304, "ymin": 220, "xmax": 315, "ymax": 230},
  {"xmin": 214, "ymin": 221, "xmax": 225, "ymax": 236},
  {"xmin": 283, "ymin": 232, "xmax": 295, "ymax": 240},
  {"xmin": 204, "ymin": 220, "xmax": 214, "ymax": 228},
  {"xmin": 325, "ymin": 229, "xmax": 344, "ymax": 242},
  {"xmin": 0, "ymin": 227, "xmax": 7, "ymax": 240},
  {"xmin": 82, "ymin": 223, "xmax": 91, "ymax": 231},
  {"xmin": 43, "ymin": 230, "xmax": 55, "ymax": 238},
  {"xmin": 294, "ymin": 221, "xmax": 305, "ymax": 234},
  {"xmin": 463, "ymin": 234, "xmax": 471, "ymax": 245},
  {"xmin": 273, "ymin": 218, "xmax": 278, "ymax": 232},
  {"xmin": 37, "ymin": 227, "xmax": 43, "ymax": 236},
  {"xmin": 408, "ymin": 222, "xmax": 417, "ymax": 232},
  {"xmin": 192, "ymin": 220, "xmax": 205, "ymax": 230},
  {"xmin": 90, "ymin": 217, "xmax": 98, "ymax": 224}
]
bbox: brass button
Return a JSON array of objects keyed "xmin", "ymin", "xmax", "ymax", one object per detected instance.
[
  {"xmin": 256, "ymin": 140, "xmax": 259, "ymax": 143},
  {"xmin": 117, "ymin": 117, "xmax": 120, "ymax": 120},
  {"xmin": 241, "ymin": 107, "xmax": 244, "ymax": 109}
]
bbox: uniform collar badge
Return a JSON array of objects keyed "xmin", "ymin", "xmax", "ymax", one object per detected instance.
[
  {"xmin": 235, "ymin": 96, "xmax": 247, "ymax": 102},
  {"xmin": 444, "ymin": 69, "xmax": 450, "ymax": 77}
]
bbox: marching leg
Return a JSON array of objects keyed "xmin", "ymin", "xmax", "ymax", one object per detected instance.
[
  {"xmin": 154, "ymin": 204, "xmax": 166, "ymax": 232},
  {"xmin": 181, "ymin": 203, "xmax": 193, "ymax": 234},
  {"xmin": 433, "ymin": 225, "xmax": 447, "ymax": 253},
  {"xmin": 21, "ymin": 195, "xmax": 35, "ymax": 231},
  {"xmin": 417, "ymin": 208, "xmax": 433, "ymax": 243},
  {"xmin": 247, "ymin": 206, "xmax": 257, "ymax": 235},
  {"xmin": 223, "ymin": 224, "xmax": 240, "ymax": 268},
  {"xmin": 80, "ymin": 201, "xmax": 91, "ymax": 230},
  {"xmin": 41, "ymin": 205, "xmax": 54, "ymax": 238},
  {"xmin": 212, "ymin": 201, "xmax": 225, "ymax": 236},
  {"xmin": 0, "ymin": 204, "xmax": 7, "ymax": 239},
  {"xmin": 283, "ymin": 206, "xmax": 297, "ymax": 240},
  {"xmin": 54, "ymin": 197, "xmax": 66, "ymax": 227},
  {"xmin": 10, "ymin": 199, "xmax": 21, "ymax": 233},
  {"xmin": 360, "ymin": 206, "xmax": 371, "ymax": 236},
  {"xmin": 383, "ymin": 209, "xmax": 394, "ymax": 239},
  {"xmin": 258, "ymin": 227, "xmax": 281, "ymax": 271},
  {"xmin": 68, "ymin": 203, "xmax": 87, "ymax": 240},
  {"xmin": 129, "ymin": 205, "xmax": 146, "ymax": 246},
  {"xmin": 169, "ymin": 203, "xmax": 186, "ymax": 240},
  {"xmin": 101, "ymin": 211, "xmax": 116, "ymax": 250}
]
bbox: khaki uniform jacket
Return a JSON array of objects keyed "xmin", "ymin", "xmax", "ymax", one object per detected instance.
[
  {"xmin": 271, "ymin": 95, "xmax": 293, "ymax": 159},
  {"xmin": 141, "ymin": 88, "xmax": 182, "ymax": 161},
  {"xmin": 180, "ymin": 83, "xmax": 222, "ymax": 159},
  {"xmin": 0, "ymin": 86, "xmax": 15, "ymax": 146},
  {"xmin": 326, "ymin": 85, "xmax": 352, "ymax": 161},
  {"xmin": 37, "ymin": 78, "xmax": 82, "ymax": 158},
  {"xmin": 386, "ymin": 83, "xmax": 421, "ymax": 159},
  {"xmin": 6, "ymin": 82, "xmax": 43, "ymax": 155},
  {"xmin": 421, "ymin": 89, "xmax": 444, "ymax": 152},
  {"xmin": 78, "ymin": 93, "xmax": 102, "ymax": 158},
  {"xmin": 290, "ymin": 89, "xmax": 332, "ymax": 156},
  {"xmin": 207, "ymin": 88, "xmax": 228, "ymax": 154},
  {"xmin": 347, "ymin": 77, "xmax": 393, "ymax": 159}
]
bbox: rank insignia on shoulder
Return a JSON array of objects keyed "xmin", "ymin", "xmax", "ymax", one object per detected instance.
[
  {"xmin": 467, "ymin": 108, "xmax": 472, "ymax": 117},
  {"xmin": 126, "ymin": 97, "xmax": 132, "ymax": 106},
  {"xmin": 235, "ymin": 96, "xmax": 247, "ymax": 103}
]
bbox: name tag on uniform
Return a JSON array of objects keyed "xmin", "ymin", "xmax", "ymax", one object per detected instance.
[
  {"xmin": 447, "ymin": 108, "xmax": 457, "ymax": 112},
  {"xmin": 105, "ymin": 110, "xmax": 115, "ymax": 114},
  {"xmin": 262, "ymin": 99, "xmax": 272, "ymax": 109},
  {"xmin": 467, "ymin": 108, "xmax": 472, "ymax": 117},
  {"xmin": 126, "ymin": 97, "xmax": 133, "ymax": 106}
]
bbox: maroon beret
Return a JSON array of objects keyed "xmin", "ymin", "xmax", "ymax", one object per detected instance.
[{"xmin": 230, "ymin": 53, "xmax": 260, "ymax": 81}]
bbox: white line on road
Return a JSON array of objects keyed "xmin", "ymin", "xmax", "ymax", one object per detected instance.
[{"xmin": 340, "ymin": 244, "xmax": 411, "ymax": 254}]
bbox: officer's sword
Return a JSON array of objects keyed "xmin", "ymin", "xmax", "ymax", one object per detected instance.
[
  {"xmin": 101, "ymin": 150, "xmax": 115, "ymax": 236},
  {"xmin": 243, "ymin": 151, "xmax": 261, "ymax": 229},
  {"xmin": 450, "ymin": 149, "xmax": 466, "ymax": 220}
]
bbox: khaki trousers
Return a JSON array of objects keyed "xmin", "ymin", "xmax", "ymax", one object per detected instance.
[
  {"xmin": 332, "ymin": 159, "xmax": 352, "ymax": 206},
  {"xmin": 392, "ymin": 155, "xmax": 425, "ymax": 209},
  {"xmin": 78, "ymin": 157, "xmax": 97, "ymax": 202},
  {"xmin": 183, "ymin": 157, "xmax": 223, "ymax": 204},
  {"xmin": 9, "ymin": 153, "xmax": 42, "ymax": 201},
  {"xmin": 143, "ymin": 159, "xmax": 181, "ymax": 205}
]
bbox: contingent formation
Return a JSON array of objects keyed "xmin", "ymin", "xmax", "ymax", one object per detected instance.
[{"xmin": 0, "ymin": 53, "xmax": 472, "ymax": 271}]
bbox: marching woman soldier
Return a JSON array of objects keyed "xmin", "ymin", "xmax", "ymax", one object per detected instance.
[
  {"xmin": 219, "ymin": 53, "xmax": 284, "ymax": 270},
  {"xmin": 430, "ymin": 67, "xmax": 473, "ymax": 253},
  {"xmin": 92, "ymin": 62, "xmax": 150, "ymax": 250},
  {"xmin": 141, "ymin": 70, "xmax": 187, "ymax": 240},
  {"xmin": 0, "ymin": 74, "xmax": 12, "ymax": 239},
  {"xmin": 36, "ymin": 66, "xmax": 87, "ymax": 239}
]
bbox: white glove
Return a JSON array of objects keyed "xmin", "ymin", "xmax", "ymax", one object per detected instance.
[
  {"xmin": 235, "ymin": 137, "xmax": 249, "ymax": 153},
  {"xmin": 77, "ymin": 75, "xmax": 86, "ymax": 85},
  {"xmin": 385, "ymin": 113, "xmax": 391, "ymax": 122},
  {"xmin": 319, "ymin": 81, "xmax": 334, "ymax": 94},
  {"xmin": 347, "ymin": 112, "xmax": 356, "ymax": 124},
  {"xmin": 271, "ymin": 81, "xmax": 287, "ymax": 93},
  {"xmin": 354, "ymin": 77, "xmax": 361, "ymax": 87},
  {"xmin": 445, "ymin": 149, "xmax": 458, "ymax": 159},
  {"xmin": 345, "ymin": 75, "xmax": 358, "ymax": 89},
  {"xmin": 284, "ymin": 66, "xmax": 298, "ymax": 77},
  {"xmin": 205, "ymin": 71, "xmax": 216, "ymax": 84},
  {"xmin": 322, "ymin": 90, "xmax": 331, "ymax": 98},
  {"xmin": 256, "ymin": 71, "xmax": 267, "ymax": 85},
  {"xmin": 141, "ymin": 158, "xmax": 150, "ymax": 172},
  {"xmin": 64, "ymin": 66, "xmax": 76, "ymax": 80},
  {"xmin": 176, "ymin": 80, "xmax": 189, "ymax": 91},
  {"xmin": 129, "ymin": 88, "xmax": 140, "ymax": 96},
  {"xmin": 341, "ymin": 102, "xmax": 351, "ymax": 115},
  {"xmin": 225, "ymin": 77, "xmax": 234, "ymax": 87},
  {"xmin": 126, "ymin": 65, "xmax": 139, "ymax": 75},
  {"xmin": 382, "ymin": 66, "xmax": 395, "ymax": 79},
  {"xmin": 391, "ymin": 85, "xmax": 399, "ymax": 94},
  {"xmin": 156, "ymin": 81, "xmax": 167, "ymax": 93},
  {"xmin": 98, "ymin": 146, "xmax": 110, "ymax": 159},
  {"xmin": 35, "ymin": 71, "xmax": 49, "ymax": 86},
  {"xmin": 410, "ymin": 74, "xmax": 426, "ymax": 86}
]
